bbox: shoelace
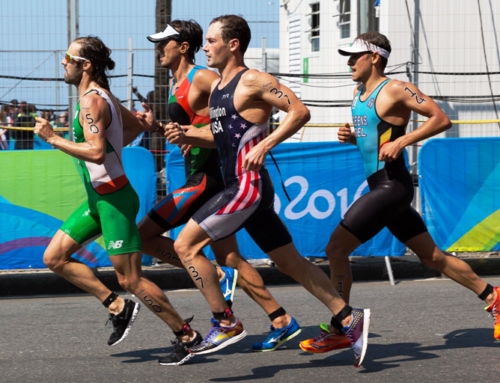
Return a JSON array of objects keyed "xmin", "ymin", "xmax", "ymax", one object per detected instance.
[
  {"xmin": 105, "ymin": 313, "xmax": 114, "ymax": 327},
  {"xmin": 312, "ymin": 330, "xmax": 329, "ymax": 343},
  {"xmin": 264, "ymin": 326, "xmax": 281, "ymax": 342},
  {"xmin": 171, "ymin": 338, "xmax": 185, "ymax": 353}
]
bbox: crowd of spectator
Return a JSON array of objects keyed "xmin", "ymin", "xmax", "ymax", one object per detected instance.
[{"xmin": 0, "ymin": 100, "xmax": 69, "ymax": 150}]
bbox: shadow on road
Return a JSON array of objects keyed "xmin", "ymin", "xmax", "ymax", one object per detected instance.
[
  {"xmin": 209, "ymin": 328, "xmax": 499, "ymax": 381},
  {"xmin": 110, "ymin": 347, "xmax": 220, "ymax": 365}
]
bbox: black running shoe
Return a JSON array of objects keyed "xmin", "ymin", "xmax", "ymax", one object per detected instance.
[
  {"xmin": 158, "ymin": 331, "xmax": 203, "ymax": 366},
  {"xmin": 107, "ymin": 299, "xmax": 141, "ymax": 346}
]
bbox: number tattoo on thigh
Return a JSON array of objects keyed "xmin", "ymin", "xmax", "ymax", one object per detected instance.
[
  {"xmin": 188, "ymin": 266, "xmax": 204, "ymax": 288},
  {"xmin": 404, "ymin": 87, "xmax": 427, "ymax": 104}
]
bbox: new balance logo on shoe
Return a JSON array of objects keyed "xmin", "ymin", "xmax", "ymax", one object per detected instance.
[{"xmin": 108, "ymin": 240, "xmax": 124, "ymax": 250}]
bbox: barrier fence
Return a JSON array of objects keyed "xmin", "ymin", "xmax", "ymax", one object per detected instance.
[{"xmin": 1, "ymin": 138, "xmax": 498, "ymax": 270}]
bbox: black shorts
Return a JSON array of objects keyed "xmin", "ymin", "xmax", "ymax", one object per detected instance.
[
  {"xmin": 147, "ymin": 172, "xmax": 225, "ymax": 232},
  {"xmin": 340, "ymin": 161, "xmax": 428, "ymax": 244},
  {"xmin": 193, "ymin": 167, "xmax": 292, "ymax": 253}
]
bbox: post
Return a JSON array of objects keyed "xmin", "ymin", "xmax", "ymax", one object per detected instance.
[
  {"xmin": 127, "ymin": 38, "xmax": 134, "ymax": 111},
  {"xmin": 262, "ymin": 37, "xmax": 267, "ymax": 73},
  {"xmin": 67, "ymin": 0, "xmax": 79, "ymax": 140},
  {"xmin": 385, "ymin": 256, "xmax": 395, "ymax": 286},
  {"xmin": 411, "ymin": 0, "xmax": 420, "ymax": 212},
  {"xmin": 55, "ymin": 50, "xmax": 60, "ymax": 113}
]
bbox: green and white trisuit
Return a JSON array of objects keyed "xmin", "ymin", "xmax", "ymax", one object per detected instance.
[{"xmin": 60, "ymin": 88, "xmax": 142, "ymax": 255}]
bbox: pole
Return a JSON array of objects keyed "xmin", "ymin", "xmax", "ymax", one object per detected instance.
[
  {"xmin": 55, "ymin": 51, "xmax": 60, "ymax": 113},
  {"xmin": 262, "ymin": 37, "xmax": 267, "ymax": 73},
  {"xmin": 385, "ymin": 256, "xmax": 395, "ymax": 286},
  {"xmin": 127, "ymin": 38, "xmax": 134, "ymax": 111},
  {"xmin": 67, "ymin": 0, "xmax": 79, "ymax": 140},
  {"xmin": 412, "ymin": 0, "xmax": 420, "ymax": 212}
]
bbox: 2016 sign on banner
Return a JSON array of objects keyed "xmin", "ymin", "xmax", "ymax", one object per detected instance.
[
  {"xmin": 274, "ymin": 176, "xmax": 368, "ymax": 220},
  {"xmin": 167, "ymin": 142, "xmax": 406, "ymax": 258}
]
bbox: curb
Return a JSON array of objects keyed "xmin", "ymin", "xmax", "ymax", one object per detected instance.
[{"xmin": 1, "ymin": 256, "xmax": 500, "ymax": 297}]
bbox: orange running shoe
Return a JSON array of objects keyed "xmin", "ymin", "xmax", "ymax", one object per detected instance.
[
  {"xmin": 299, "ymin": 323, "xmax": 351, "ymax": 353},
  {"xmin": 485, "ymin": 286, "xmax": 500, "ymax": 340}
]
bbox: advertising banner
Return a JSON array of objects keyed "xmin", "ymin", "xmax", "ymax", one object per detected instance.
[
  {"xmin": 419, "ymin": 138, "xmax": 500, "ymax": 252},
  {"xmin": 167, "ymin": 142, "xmax": 407, "ymax": 259},
  {"xmin": 0, "ymin": 147, "xmax": 157, "ymax": 269}
]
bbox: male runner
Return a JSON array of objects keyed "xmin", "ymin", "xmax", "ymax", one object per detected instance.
[
  {"xmin": 300, "ymin": 31, "xmax": 500, "ymax": 353},
  {"xmin": 132, "ymin": 20, "xmax": 301, "ymax": 354},
  {"xmin": 34, "ymin": 36, "xmax": 203, "ymax": 366},
  {"xmin": 163, "ymin": 15, "xmax": 370, "ymax": 367}
]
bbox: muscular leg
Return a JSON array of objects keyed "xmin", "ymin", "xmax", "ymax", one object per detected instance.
[
  {"xmin": 406, "ymin": 232, "xmax": 497, "ymax": 306},
  {"xmin": 43, "ymin": 230, "xmax": 124, "ymax": 314},
  {"xmin": 267, "ymin": 242, "xmax": 352, "ymax": 327},
  {"xmin": 325, "ymin": 224, "xmax": 362, "ymax": 304},
  {"xmin": 211, "ymin": 235, "xmax": 291, "ymax": 328},
  {"xmin": 109, "ymin": 251, "xmax": 195, "ymax": 341},
  {"xmin": 138, "ymin": 216, "xmax": 184, "ymax": 268},
  {"xmin": 174, "ymin": 219, "xmax": 234, "ymax": 326}
]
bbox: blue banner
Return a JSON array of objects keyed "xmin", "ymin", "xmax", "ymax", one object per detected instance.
[
  {"xmin": 167, "ymin": 142, "xmax": 406, "ymax": 258},
  {"xmin": 419, "ymin": 138, "xmax": 500, "ymax": 252}
]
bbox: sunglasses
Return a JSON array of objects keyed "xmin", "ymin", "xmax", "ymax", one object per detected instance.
[{"xmin": 65, "ymin": 51, "xmax": 89, "ymax": 63}]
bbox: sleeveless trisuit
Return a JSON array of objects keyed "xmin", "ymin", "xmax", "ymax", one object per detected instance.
[
  {"xmin": 192, "ymin": 69, "xmax": 292, "ymax": 252},
  {"xmin": 340, "ymin": 79, "xmax": 428, "ymax": 243}
]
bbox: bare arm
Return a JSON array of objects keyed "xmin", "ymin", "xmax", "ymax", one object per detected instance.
[
  {"xmin": 243, "ymin": 72, "xmax": 310, "ymax": 171},
  {"xmin": 34, "ymin": 95, "xmax": 108, "ymax": 164},
  {"xmin": 379, "ymin": 82, "xmax": 451, "ymax": 162},
  {"xmin": 120, "ymin": 104, "xmax": 148, "ymax": 146}
]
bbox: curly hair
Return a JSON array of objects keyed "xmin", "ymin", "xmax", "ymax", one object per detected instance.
[{"xmin": 74, "ymin": 36, "xmax": 115, "ymax": 90}]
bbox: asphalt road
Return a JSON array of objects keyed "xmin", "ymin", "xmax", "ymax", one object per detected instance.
[{"xmin": 1, "ymin": 277, "xmax": 499, "ymax": 383}]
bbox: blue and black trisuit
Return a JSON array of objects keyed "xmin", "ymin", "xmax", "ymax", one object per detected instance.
[{"xmin": 340, "ymin": 79, "xmax": 428, "ymax": 243}]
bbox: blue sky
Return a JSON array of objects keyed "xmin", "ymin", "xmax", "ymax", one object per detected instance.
[{"xmin": 0, "ymin": 0, "xmax": 279, "ymax": 111}]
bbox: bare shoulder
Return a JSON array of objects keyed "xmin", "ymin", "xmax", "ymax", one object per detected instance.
[
  {"xmin": 193, "ymin": 68, "xmax": 220, "ymax": 93},
  {"xmin": 384, "ymin": 79, "xmax": 422, "ymax": 99},
  {"xmin": 241, "ymin": 69, "xmax": 276, "ymax": 86},
  {"xmin": 80, "ymin": 92, "xmax": 107, "ymax": 111}
]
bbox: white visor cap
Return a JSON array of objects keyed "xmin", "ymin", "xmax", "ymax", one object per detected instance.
[
  {"xmin": 338, "ymin": 39, "xmax": 390, "ymax": 59},
  {"xmin": 147, "ymin": 24, "xmax": 181, "ymax": 43}
]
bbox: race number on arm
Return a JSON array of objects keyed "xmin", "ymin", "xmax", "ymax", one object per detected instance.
[
  {"xmin": 35, "ymin": 94, "xmax": 109, "ymax": 164},
  {"xmin": 378, "ymin": 81, "xmax": 451, "ymax": 162},
  {"xmin": 242, "ymin": 71, "xmax": 310, "ymax": 171}
]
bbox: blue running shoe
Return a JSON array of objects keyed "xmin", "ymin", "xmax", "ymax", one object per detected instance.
[
  {"xmin": 219, "ymin": 266, "xmax": 238, "ymax": 302},
  {"xmin": 189, "ymin": 318, "xmax": 247, "ymax": 355},
  {"xmin": 252, "ymin": 317, "xmax": 302, "ymax": 352}
]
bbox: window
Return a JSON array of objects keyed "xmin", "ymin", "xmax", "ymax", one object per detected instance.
[
  {"xmin": 358, "ymin": 0, "xmax": 380, "ymax": 35},
  {"xmin": 309, "ymin": 3, "xmax": 320, "ymax": 52},
  {"xmin": 339, "ymin": 0, "xmax": 351, "ymax": 39}
]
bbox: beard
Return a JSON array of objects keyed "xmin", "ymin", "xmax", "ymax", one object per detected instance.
[{"xmin": 64, "ymin": 65, "xmax": 83, "ymax": 86}]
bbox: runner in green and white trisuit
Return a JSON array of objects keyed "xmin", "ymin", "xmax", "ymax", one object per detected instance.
[{"xmin": 34, "ymin": 36, "xmax": 203, "ymax": 364}]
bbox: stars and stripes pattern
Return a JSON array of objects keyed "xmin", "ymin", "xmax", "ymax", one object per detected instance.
[{"xmin": 216, "ymin": 131, "xmax": 266, "ymax": 215}]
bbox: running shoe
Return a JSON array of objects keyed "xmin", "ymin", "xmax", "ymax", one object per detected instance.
[
  {"xmin": 220, "ymin": 266, "xmax": 238, "ymax": 303},
  {"xmin": 344, "ymin": 308, "xmax": 370, "ymax": 368},
  {"xmin": 252, "ymin": 317, "xmax": 302, "ymax": 352},
  {"xmin": 189, "ymin": 318, "xmax": 247, "ymax": 355},
  {"xmin": 107, "ymin": 299, "xmax": 141, "ymax": 346},
  {"xmin": 485, "ymin": 286, "xmax": 500, "ymax": 340},
  {"xmin": 299, "ymin": 323, "xmax": 351, "ymax": 353},
  {"xmin": 158, "ymin": 331, "xmax": 203, "ymax": 366}
]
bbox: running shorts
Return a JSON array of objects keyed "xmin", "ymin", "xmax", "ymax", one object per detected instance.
[
  {"xmin": 192, "ymin": 167, "xmax": 292, "ymax": 253},
  {"xmin": 147, "ymin": 172, "xmax": 225, "ymax": 232},
  {"xmin": 60, "ymin": 183, "xmax": 141, "ymax": 255},
  {"xmin": 340, "ymin": 161, "xmax": 428, "ymax": 244}
]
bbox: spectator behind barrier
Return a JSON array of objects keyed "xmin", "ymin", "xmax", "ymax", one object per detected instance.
[
  {"xmin": 12, "ymin": 101, "xmax": 35, "ymax": 150},
  {"xmin": 0, "ymin": 110, "xmax": 8, "ymax": 150}
]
